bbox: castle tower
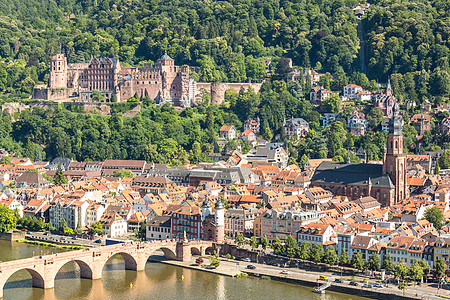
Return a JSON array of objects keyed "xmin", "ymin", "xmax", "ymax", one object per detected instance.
[
  {"xmin": 214, "ymin": 199, "xmax": 225, "ymax": 243},
  {"xmin": 49, "ymin": 53, "xmax": 67, "ymax": 89},
  {"xmin": 201, "ymin": 196, "xmax": 212, "ymax": 221},
  {"xmin": 383, "ymin": 102, "xmax": 408, "ymax": 204}
]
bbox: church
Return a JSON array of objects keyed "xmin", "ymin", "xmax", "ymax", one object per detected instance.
[{"xmin": 311, "ymin": 103, "xmax": 408, "ymax": 207}]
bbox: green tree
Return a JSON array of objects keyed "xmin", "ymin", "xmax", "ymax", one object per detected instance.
[
  {"xmin": 59, "ymin": 218, "xmax": 70, "ymax": 235},
  {"xmin": 235, "ymin": 233, "xmax": 245, "ymax": 247},
  {"xmin": 322, "ymin": 95, "xmax": 341, "ymax": 113},
  {"xmin": 395, "ymin": 260, "xmax": 408, "ymax": 280},
  {"xmin": 311, "ymin": 243, "xmax": 324, "ymax": 264},
  {"xmin": 284, "ymin": 235, "xmax": 298, "ymax": 258},
  {"xmin": 113, "ymin": 169, "xmax": 135, "ymax": 178},
  {"xmin": 434, "ymin": 257, "xmax": 446, "ymax": 282},
  {"xmin": 75, "ymin": 221, "xmax": 82, "ymax": 235},
  {"xmin": 409, "ymin": 260, "xmax": 424, "ymax": 285},
  {"xmin": 368, "ymin": 107, "xmax": 383, "ymax": 128},
  {"xmin": 135, "ymin": 222, "xmax": 146, "ymax": 240},
  {"xmin": 0, "ymin": 156, "xmax": 12, "ymax": 165},
  {"xmin": 299, "ymin": 154, "xmax": 308, "ymax": 170},
  {"xmin": 323, "ymin": 246, "xmax": 338, "ymax": 266},
  {"xmin": 261, "ymin": 236, "xmax": 269, "ymax": 250},
  {"xmin": 272, "ymin": 238, "xmax": 283, "ymax": 254},
  {"xmin": 423, "ymin": 206, "xmax": 444, "ymax": 230},
  {"xmin": 297, "ymin": 241, "xmax": 311, "ymax": 260},
  {"xmin": 89, "ymin": 222, "xmax": 103, "ymax": 235},
  {"xmin": 418, "ymin": 259, "xmax": 430, "ymax": 276},
  {"xmin": 382, "ymin": 253, "xmax": 394, "ymax": 272},
  {"xmin": 351, "ymin": 252, "xmax": 365, "ymax": 272},
  {"xmin": 250, "ymin": 236, "xmax": 258, "ymax": 250},
  {"xmin": 398, "ymin": 280, "xmax": 407, "ymax": 295},
  {"xmin": 46, "ymin": 221, "xmax": 56, "ymax": 232},
  {"xmin": 209, "ymin": 256, "xmax": 220, "ymax": 268},
  {"xmin": 53, "ymin": 163, "xmax": 67, "ymax": 185},
  {"xmin": 0, "ymin": 206, "xmax": 17, "ymax": 233},
  {"xmin": 339, "ymin": 249, "xmax": 350, "ymax": 266},
  {"xmin": 366, "ymin": 253, "xmax": 380, "ymax": 272},
  {"xmin": 435, "ymin": 164, "xmax": 440, "ymax": 175},
  {"xmin": 91, "ymin": 90, "xmax": 105, "ymax": 102}
]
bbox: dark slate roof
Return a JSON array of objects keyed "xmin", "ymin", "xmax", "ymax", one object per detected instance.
[
  {"xmin": 311, "ymin": 161, "xmax": 394, "ymax": 189},
  {"xmin": 159, "ymin": 51, "xmax": 174, "ymax": 61},
  {"xmin": 89, "ymin": 57, "xmax": 119, "ymax": 69},
  {"xmin": 16, "ymin": 172, "xmax": 50, "ymax": 186}
]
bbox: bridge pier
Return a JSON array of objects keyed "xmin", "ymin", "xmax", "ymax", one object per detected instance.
[
  {"xmin": 0, "ymin": 241, "xmax": 214, "ymax": 298},
  {"xmin": 176, "ymin": 242, "xmax": 191, "ymax": 262}
]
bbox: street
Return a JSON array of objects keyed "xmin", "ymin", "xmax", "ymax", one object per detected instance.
[
  {"xmin": 218, "ymin": 258, "xmax": 442, "ymax": 300},
  {"xmin": 25, "ymin": 231, "xmax": 103, "ymax": 247}
]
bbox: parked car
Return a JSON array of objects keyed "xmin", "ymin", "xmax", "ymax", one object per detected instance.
[
  {"xmin": 94, "ymin": 239, "xmax": 102, "ymax": 243},
  {"xmin": 60, "ymin": 237, "xmax": 67, "ymax": 241},
  {"xmin": 363, "ymin": 283, "xmax": 372, "ymax": 288},
  {"xmin": 242, "ymin": 258, "xmax": 251, "ymax": 262},
  {"xmin": 247, "ymin": 265, "xmax": 256, "ymax": 269},
  {"xmin": 349, "ymin": 281, "xmax": 358, "ymax": 286},
  {"xmin": 373, "ymin": 283, "xmax": 383, "ymax": 288},
  {"xmin": 335, "ymin": 278, "xmax": 343, "ymax": 283},
  {"xmin": 21, "ymin": 228, "xmax": 28, "ymax": 232},
  {"xmin": 72, "ymin": 236, "xmax": 78, "ymax": 240},
  {"xmin": 44, "ymin": 232, "xmax": 50, "ymax": 236},
  {"xmin": 280, "ymin": 270, "xmax": 290, "ymax": 275}
]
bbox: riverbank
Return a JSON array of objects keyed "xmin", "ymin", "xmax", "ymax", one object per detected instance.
[
  {"xmin": 154, "ymin": 256, "xmax": 436, "ymax": 300},
  {"xmin": 16, "ymin": 239, "xmax": 86, "ymax": 250},
  {"xmin": 150, "ymin": 256, "xmax": 236, "ymax": 277}
]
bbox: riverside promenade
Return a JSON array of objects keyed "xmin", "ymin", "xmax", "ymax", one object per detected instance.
[{"xmin": 157, "ymin": 256, "xmax": 442, "ymax": 300}]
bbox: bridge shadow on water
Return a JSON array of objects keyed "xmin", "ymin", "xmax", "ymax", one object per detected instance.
[{"xmin": 3, "ymin": 251, "xmax": 184, "ymax": 299}]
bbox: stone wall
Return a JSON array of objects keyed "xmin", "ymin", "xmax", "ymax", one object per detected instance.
[
  {"xmin": 83, "ymin": 104, "xmax": 112, "ymax": 115},
  {"xmin": 196, "ymin": 82, "xmax": 263, "ymax": 105},
  {"xmin": 0, "ymin": 230, "xmax": 26, "ymax": 241}
]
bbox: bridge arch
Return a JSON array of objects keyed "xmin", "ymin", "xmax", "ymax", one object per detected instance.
[
  {"xmin": 3, "ymin": 268, "xmax": 46, "ymax": 289},
  {"xmin": 54, "ymin": 259, "xmax": 94, "ymax": 280},
  {"xmin": 103, "ymin": 251, "xmax": 138, "ymax": 271},
  {"xmin": 205, "ymin": 246, "xmax": 215, "ymax": 255},
  {"xmin": 158, "ymin": 247, "xmax": 177, "ymax": 260},
  {"xmin": 190, "ymin": 247, "xmax": 201, "ymax": 256}
]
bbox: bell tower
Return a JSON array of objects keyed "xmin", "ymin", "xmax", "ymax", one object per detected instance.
[{"xmin": 383, "ymin": 102, "xmax": 408, "ymax": 204}]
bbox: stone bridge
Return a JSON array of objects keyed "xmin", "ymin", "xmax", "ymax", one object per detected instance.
[{"xmin": 0, "ymin": 240, "xmax": 215, "ymax": 298}]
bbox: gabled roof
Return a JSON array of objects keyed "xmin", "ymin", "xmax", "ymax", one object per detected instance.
[
  {"xmin": 219, "ymin": 125, "xmax": 235, "ymax": 132},
  {"xmin": 311, "ymin": 161, "xmax": 395, "ymax": 189}
]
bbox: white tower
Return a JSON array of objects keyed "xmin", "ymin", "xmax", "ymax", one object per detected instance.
[
  {"xmin": 201, "ymin": 196, "xmax": 212, "ymax": 221},
  {"xmin": 214, "ymin": 199, "xmax": 225, "ymax": 243}
]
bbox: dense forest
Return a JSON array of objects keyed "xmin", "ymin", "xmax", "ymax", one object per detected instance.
[
  {"xmin": 0, "ymin": 0, "xmax": 358, "ymax": 98},
  {"xmin": 0, "ymin": 79, "xmax": 444, "ymax": 167},
  {"xmin": 0, "ymin": 0, "xmax": 449, "ymax": 165},
  {"xmin": 0, "ymin": 0, "xmax": 448, "ymax": 100}
]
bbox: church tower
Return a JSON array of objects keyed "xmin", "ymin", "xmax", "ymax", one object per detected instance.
[
  {"xmin": 383, "ymin": 102, "xmax": 408, "ymax": 204},
  {"xmin": 49, "ymin": 53, "xmax": 67, "ymax": 89}
]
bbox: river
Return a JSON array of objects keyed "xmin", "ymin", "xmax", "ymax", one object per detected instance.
[{"xmin": 0, "ymin": 240, "xmax": 369, "ymax": 300}]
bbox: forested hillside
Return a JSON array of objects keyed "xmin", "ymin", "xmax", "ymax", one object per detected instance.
[
  {"xmin": 0, "ymin": 0, "xmax": 362, "ymax": 96},
  {"xmin": 0, "ymin": 0, "xmax": 448, "ymax": 98},
  {"xmin": 0, "ymin": 80, "xmax": 402, "ymax": 165},
  {"xmin": 365, "ymin": 0, "xmax": 450, "ymax": 98}
]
